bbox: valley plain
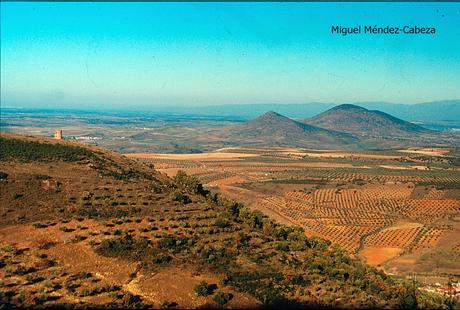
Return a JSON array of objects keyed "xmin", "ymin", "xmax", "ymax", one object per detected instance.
[{"xmin": 128, "ymin": 146, "xmax": 460, "ymax": 283}]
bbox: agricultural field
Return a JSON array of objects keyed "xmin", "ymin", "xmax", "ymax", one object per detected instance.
[{"xmin": 129, "ymin": 147, "xmax": 460, "ymax": 283}]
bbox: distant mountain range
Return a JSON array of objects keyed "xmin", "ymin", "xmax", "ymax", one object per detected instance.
[
  {"xmin": 2, "ymin": 101, "xmax": 459, "ymax": 151},
  {"xmin": 211, "ymin": 104, "xmax": 459, "ymax": 149},
  {"xmin": 166, "ymin": 100, "xmax": 460, "ymax": 122},
  {"xmin": 3, "ymin": 100, "xmax": 459, "ymax": 123}
]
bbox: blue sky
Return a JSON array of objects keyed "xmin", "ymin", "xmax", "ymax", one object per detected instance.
[{"xmin": 1, "ymin": 2, "xmax": 459, "ymax": 108}]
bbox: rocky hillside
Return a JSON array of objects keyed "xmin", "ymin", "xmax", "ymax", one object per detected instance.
[
  {"xmin": 305, "ymin": 104, "xmax": 432, "ymax": 136},
  {"xmin": 0, "ymin": 134, "xmax": 451, "ymax": 309},
  {"xmin": 303, "ymin": 104, "xmax": 460, "ymax": 149},
  {"xmin": 215, "ymin": 111, "xmax": 358, "ymax": 149}
]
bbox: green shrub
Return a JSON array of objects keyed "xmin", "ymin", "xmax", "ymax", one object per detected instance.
[
  {"xmin": 32, "ymin": 222, "xmax": 48, "ymax": 229},
  {"xmin": 157, "ymin": 236, "xmax": 191, "ymax": 252},
  {"xmin": 194, "ymin": 282, "xmax": 216, "ymax": 297},
  {"xmin": 213, "ymin": 292, "xmax": 233, "ymax": 306},
  {"xmin": 120, "ymin": 293, "xmax": 142, "ymax": 307},
  {"xmin": 152, "ymin": 254, "xmax": 172, "ymax": 265},
  {"xmin": 73, "ymin": 235, "xmax": 87, "ymax": 242},
  {"xmin": 214, "ymin": 218, "xmax": 230, "ymax": 228},
  {"xmin": 291, "ymin": 275, "xmax": 311, "ymax": 286},
  {"xmin": 33, "ymin": 293, "xmax": 50, "ymax": 305},
  {"xmin": 59, "ymin": 226, "xmax": 74, "ymax": 233},
  {"xmin": 107, "ymin": 168, "xmax": 140, "ymax": 181},
  {"xmin": 78, "ymin": 272, "xmax": 92, "ymax": 279},
  {"xmin": 174, "ymin": 191, "xmax": 191, "ymax": 204},
  {"xmin": 399, "ymin": 285, "xmax": 418, "ymax": 309},
  {"xmin": 12, "ymin": 266, "xmax": 36, "ymax": 275},
  {"xmin": 173, "ymin": 170, "xmax": 208, "ymax": 196},
  {"xmin": 96, "ymin": 234, "xmax": 150, "ymax": 259},
  {"xmin": 33, "ymin": 174, "xmax": 50, "ymax": 180},
  {"xmin": 160, "ymin": 301, "xmax": 178, "ymax": 308},
  {"xmin": 10, "ymin": 192, "xmax": 23, "ymax": 200}
]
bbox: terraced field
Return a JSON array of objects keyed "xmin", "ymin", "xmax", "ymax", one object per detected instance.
[{"xmin": 128, "ymin": 147, "xmax": 460, "ymax": 280}]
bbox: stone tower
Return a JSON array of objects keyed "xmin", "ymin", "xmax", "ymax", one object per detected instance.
[{"xmin": 54, "ymin": 129, "xmax": 62, "ymax": 140}]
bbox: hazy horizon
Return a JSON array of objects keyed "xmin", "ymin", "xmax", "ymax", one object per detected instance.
[
  {"xmin": 2, "ymin": 99, "xmax": 460, "ymax": 111},
  {"xmin": 1, "ymin": 2, "xmax": 460, "ymax": 108}
]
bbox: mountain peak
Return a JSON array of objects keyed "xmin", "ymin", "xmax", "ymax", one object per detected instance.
[
  {"xmin": 249, "ymin": 111, "xmax": 291, "ymax": 124},
  {"xmin": 305, "ymin": 104, "xmax": 432, "ymax": 137},
  {"xmin": 260, "ymin": 111, "xmax": 284, "ymax": 118},
  {"xmin": 331, "ymin": 104, "xmax": 368, "ymax": 111},
  {"xmin": 224, "ymin": 111, "xmax": 358, "ymax": 148}
]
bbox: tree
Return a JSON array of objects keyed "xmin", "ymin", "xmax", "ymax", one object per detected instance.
[{"xmin": 173, "ymin": 170, "xmax": 207, "ymax": 196}]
